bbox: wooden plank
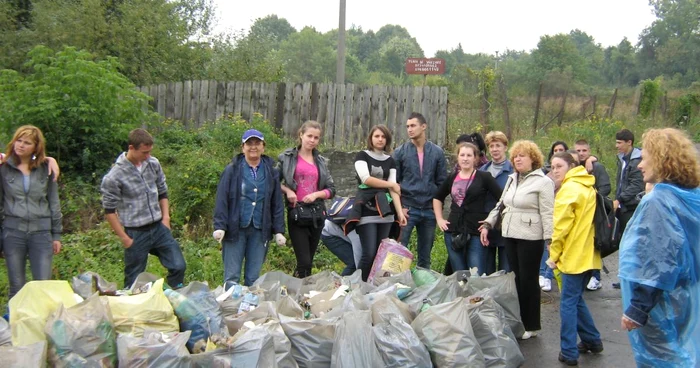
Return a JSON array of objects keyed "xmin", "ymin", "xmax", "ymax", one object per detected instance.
[
  {"xmin": 182, "ymin": 81, "xmax": 192, "ymax": 123},
  {"xmin": 241, "ymin": 82, "xmax": 252, "ymax": 122},
  {"xmin": 310, "ymin": 83, "xmax": 319, "ymax": 120},
  {"xmin": 149, "ymin": 85, "xmax": 158, "ymax": 112},
  {"xmin": 174, "ymin": 82, "xmax": 183, "ymax": 121},
  {"xmin": 207, "ymin": 80, "xmax": 217, "ymax": 122},
  {"xmin": 342, "ymin": 84, "xmax": 354, "ymax": 146},
  {"xmin": 352, "ymin": 85, "xmax": 363, "ymax": 147},
  {"xmin": 361, "ymin": 86, "xmax": 372, "ymax": 141},
  {"xmin": 316, "ymin": 83, "xmax": 328, "ymax": 124},
  {"xmin": 370, "ymin": 85, "xmax": 381, "ymax": 129},
  {"xmin": 274, "ymin": 83, "xmax": 286, "ymax": 130},
  {"xmin": 257, "ymin": 83, "xmax": 268, "ymax": 123},
  {"xmin": 324, "ymin": 83, "xmax": 336, "ymax": 143},
  {"xmin": 165, "ymin": 83, "xmax": 175, "ymax": 119},
  {"xmin": 386, "ymin": 85, "xmax": 397, "ymax": 138},
  {"xmin": 421, "ymin": 87, "xmax": 435, "ymax": 142},
  {"xmin": 190, "ymin": 80, "xmax": 201, "ymax": 128},
  {"xmin": 234, "ymin": 82, "xmax": 244, "ymax": 118},
  {"xmin": 283, "ymin": 83, "xmax": 294, "ymax": 136},
  {"xmin": 438, "ymin": 87, "xmax": 449, "ymax": 146},
  {"xmin": 402, "ymin": 86, "xmax": 413, "ymax": 143},
  {"xmin": 215, "ymin": 81, "xmax": 226, "ymax": 121},
  {"xmin": 291, "ymin": 83, "xmax": 303, "ymax": 133},
  {"xmin": 225, "ymin": 82, "xmax": 235, "ymax": 117},
  {"xmin": 394, "ymin": 86, "xmax": 405, "ymax": 144},
  {"xmin": 266, "ymin": 82, "xmax": 278, "ymax": 124},
  {"xmin": 198, "ymin": 80, "xmax": 209, "ymax": 126},
  {"xmin": 249, "ymin": 82, "xmax": 259, "ymax": 120},
  {"xmin": 377, "ymin": 85, "xmax": 387, "ymax": 125},
  {"xmin": 300, "ymin": 82, "xmax": 311, "ymax": 122},
  {"xmin": 333, "ymin": 84, "xmax": 346, "ymax": 147},
  {"xmin": 430, "ymin": 87, "xmax": 441, "ymax": 145}
]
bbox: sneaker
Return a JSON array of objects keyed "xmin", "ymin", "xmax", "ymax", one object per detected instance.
[
  {"xmin": 542, "ymin": 278, "xmax": 552, "ymax": 292},
  {"xmin": 577, "ymin": 341, "xmax": 604, "ymax": 354},
  {"xmin": 587, "ymin": 277, "xmax": 602, "ymax": 291},
  {"xmin": 539, "ymin": 275, "xmax": 546, "ymax": 288},
  {"xmin": 558, "ymin": 352, "xmax": 578, "ymax": 366},
  {"xmin": 521, "ymin": 331, "xmax": 538, "ymax": 340}
]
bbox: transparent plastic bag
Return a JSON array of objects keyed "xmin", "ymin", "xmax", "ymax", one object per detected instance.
[
  {"xmin": 372, "ymin": 318, "xmax": 431, "ymax": 368},
  {"xmin": 331, "ymin": 310, "xmax": 383, "ymax": 368},
  {"xmin": 466, "ymin": 296, "xmax": 524, "ymax": 368},
  {"xmin": 165, "ymin": 282, "xmax": 226, "ymax": 353},
  {"xmin": 467, "ymin": 271, "xmax": 525, "ymax": 338},
  {"xmin": 116, "ymin": 330, "xmax": 190, "ymax": 368},
  {"xmin": 0, "ymin": 340, "xmax": 47, "ymax": 368},
  {"xmin": 279, "ymin": 314, "xmax": 339, "ymax": 368}
]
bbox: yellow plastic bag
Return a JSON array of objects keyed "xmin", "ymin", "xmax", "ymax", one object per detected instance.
[
  {"xmin": 9, "ymin": 280, "xmax": 78, "ymax": 346},
  {"xmin": 102, "ymin": 279, "xmax": 178, "ymax": 337}
]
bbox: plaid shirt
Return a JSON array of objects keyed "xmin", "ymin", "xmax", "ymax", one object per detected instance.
[{"xmin": 101, "ymin": 153, "xmax": 168, "ymax": 227}]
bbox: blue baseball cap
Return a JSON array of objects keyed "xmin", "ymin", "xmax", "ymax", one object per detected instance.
[{"xmin": 242, "ymin": 129, "xmax": 265, "ymax": 143}]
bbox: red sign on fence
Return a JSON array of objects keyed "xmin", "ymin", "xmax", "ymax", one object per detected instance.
[{"xmin": 405, "ymin": 58, "xmax": 446, "ymax": 75}]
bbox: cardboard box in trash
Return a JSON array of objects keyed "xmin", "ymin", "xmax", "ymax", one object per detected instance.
[{"xmin": 368, "ymin": 238, "xmax": 414, "ymax": 284}]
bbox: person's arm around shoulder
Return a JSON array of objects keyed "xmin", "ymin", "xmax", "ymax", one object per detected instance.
[
  {"xmin": 101, "ymin": 174, "xmax": 132, "ymax": 248},
  {"xmin": 593, "ymin": 163, "xmax": 612, "ymax": 197}
]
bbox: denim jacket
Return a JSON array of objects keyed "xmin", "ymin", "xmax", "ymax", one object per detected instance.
[
  {"xmin": 393, "ymin": 140, "xmax": 447, "ymax": 208},
  {"xmin": 276, "ymin": 147, "xmax": 336, "ymax": 204},
  {"xmin": 0, "ymin": 158, "xmax": 62, "ymax": 240},
  {"xmin": 214, "ymin": 154, "xmax": 285, "ymax": 242}
]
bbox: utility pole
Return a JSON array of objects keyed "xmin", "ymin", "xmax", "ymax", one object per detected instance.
[
  {"xmin": 336, "ymin": 0, "xmax": 346, "ymax": 84},
  {"xmin": 494, "ymin": 50, "xmax": 499, "ymax": 70}
]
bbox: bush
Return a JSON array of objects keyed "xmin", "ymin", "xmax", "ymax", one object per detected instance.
[{"xmin": 0, "ymin": 45, "xmax": 158, "ymax": 179}]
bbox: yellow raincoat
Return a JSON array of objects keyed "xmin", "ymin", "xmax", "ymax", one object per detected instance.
[{"xmin": 549, "ymin": 166, "xmax": 602, "ymax": 274}]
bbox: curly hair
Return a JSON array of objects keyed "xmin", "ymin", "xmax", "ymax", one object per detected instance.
[
  {"xmin": 641, "ymin": 128, "xmax": 700, "ymax": 189},
  {"xmin": 509, "ymin": 140, "xmax": 545, "ymax": 170}
]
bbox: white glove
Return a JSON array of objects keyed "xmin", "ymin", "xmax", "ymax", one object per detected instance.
[
  {"xmin": 275, "ymin": 233, "xmax": 286, "ymax": 246},
  {"xmin": 213, "ymin": 230, "xmax": 225, "ymax": 243}
]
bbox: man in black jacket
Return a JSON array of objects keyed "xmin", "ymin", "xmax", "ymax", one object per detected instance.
[
  {"xmin": 575, "ymin": 139, "xmax": 611, "ymax": 197},
  {"xmin": 614, "ymin": 129, "xmax": 644, "ymax": 234}
]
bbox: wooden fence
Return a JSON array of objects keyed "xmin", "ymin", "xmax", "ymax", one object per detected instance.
[{"xmin": 138, "ymin": 81, "xmax": 449, "ymax": 147}]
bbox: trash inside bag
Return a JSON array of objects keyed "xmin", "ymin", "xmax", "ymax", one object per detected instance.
[
  {"xmin": 331, "ymin": 310, "xmax": 383, "ymax": 368},
  {"xmin": 368, "ymin": 238, "xmax": 414, "ymax": 284},
  {"xmin": 129, "ymin": 272, "xmax": 160, "ymax": 295},
  {"xmin": 71, "ymin": 272, "xmax": 118, "ymax": 299},
  {"xmin": 0, "ymin": 317, "xmax": 11, "ymax": 346},
  {"xmin": 0, "ymin": 340, "xmax": 48, "ymax": 368},
  {"xmin": 402, "ymin": 277, "xmax": 459, "ymax": 316},
  {"xmin": 466, "ymin": 296, "xmax": 524, "ymax": 368},
  {"xmin": 275, "ymin": 296, "xmax": 304, "ymax": 319},
  {"xmin": 165, "ymin": 284, "xmax": 227, "ymax": 354},
  {"xmin": 372, "ymin": 317, "xmax": 431, "ymax": 368},
  {"xmin": 45, "ymin": 294, "xmax": 118, "ymax": 367},
  {"xmin": 280, "ymin": 314, "xmax": 338, "ymax": 368},
  {"xmin": 117, "ymin": 329, "xmax": 191, "ymax": 368},
  {"xmin": 411, "ymin": 297, "xmax": 485, "ymax": 368},
  {"xmin": 188, "ymin": 327, "xmax": 277, "ymax": 368},
  {"xmin": 224, "ymin": 301, "xmax": 277, "ymax": 336},
  {"xmin": 257, "ymin": 321, "xmax": 298, "ymax": 368},
  {"xmin": 103, "ymin": 279, "xmax": 179, "ymax": 337},
  {"xmin": 299, "ymin": 270, "xmax": 343, "ymax": 297},
  {"xmin": 370, "ymin": 294, "xmax": 415, "ymax": 325},
  {"xmin": 9, "ymin": 280, "xmax": 78, "ymax": 346},
  {"xmin": 253, "ymin": 272, "xmax": 302, "ymax": 299},
  {"xmin": 467, "ymin": 271, "xmax": 526, "ymax": 338}
]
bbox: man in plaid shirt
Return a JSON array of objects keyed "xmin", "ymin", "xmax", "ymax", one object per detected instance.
[{"xmin": 101, "ymin": 128, "xmax": 186, "ymax": 289}]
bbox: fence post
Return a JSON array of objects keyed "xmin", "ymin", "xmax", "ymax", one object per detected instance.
[
  {"xmin": 498, "ymin": 76, "xmax": 512, "ymax": 142},
  {"xmin": 533, "ymin": 82, "xmax": 543, "ymax": 135}
]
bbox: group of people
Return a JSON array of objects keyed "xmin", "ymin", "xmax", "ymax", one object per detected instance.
[{"xmin": 1, "ymin": 115, "xmax": 698, "ymax": 367}]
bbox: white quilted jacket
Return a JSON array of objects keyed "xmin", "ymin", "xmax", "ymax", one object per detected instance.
[{"xmin": 484, "ymin": 169, "xmax": 554, "ymax": 240}]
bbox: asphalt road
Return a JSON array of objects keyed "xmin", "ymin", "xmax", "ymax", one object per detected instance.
[{"xmin": 518, "ymin": 254, "xmax": 638, "ymax": 367}]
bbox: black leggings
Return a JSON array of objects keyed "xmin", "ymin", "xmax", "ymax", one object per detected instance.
[
  {"xmin": 288, "ymin": 215, "xmax": 323, "ymax": 278},
  {"xmin": 356, "ymin": 222, "xmax": 392, "ymax": 281},
  {"xmin": 504, "ymin": 237, "xmax": 544, "ymax": 331}
]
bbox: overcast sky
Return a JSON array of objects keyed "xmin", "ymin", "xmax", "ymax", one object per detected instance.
[{"xmin": 212, "ymin": 0, "xmax": 657, "ymax": 57}]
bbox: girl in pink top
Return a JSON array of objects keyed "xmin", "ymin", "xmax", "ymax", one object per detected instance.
[{"xmin": 277, "ymin": 121, "xmax": 336, "ymax": 278}]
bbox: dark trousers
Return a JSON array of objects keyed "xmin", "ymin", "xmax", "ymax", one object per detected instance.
[
  {"xmin": 356, "ymin": 222, "xmax": 392, "ymax": 281},
  {"xmin": 618, "ymin": 209, "xmax": 635, "ymax": 237},
  {"xmin": 504, "ymin": 237, "xmax": 544, "ymax": 331},
  {"xmin": 124, "ymin": 222, "xmax": 186, "ymax": 289},
  {"xmin": 288, "ymin": 215, "xmax": 322, "ymax": 278}
]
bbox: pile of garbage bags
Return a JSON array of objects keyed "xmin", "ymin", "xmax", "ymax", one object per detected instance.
[{"xmin": 0, "ymin": 266, "xmax": 526, "ymax": 367}]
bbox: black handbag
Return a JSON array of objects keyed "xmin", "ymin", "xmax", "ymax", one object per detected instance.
[
  {"xmin": 451, "ymin": 232, "xmax": 471, "ymax": 251},
  {"xmin": 291, "ymin": 202, "xmax": 326, "ymax": 227}
]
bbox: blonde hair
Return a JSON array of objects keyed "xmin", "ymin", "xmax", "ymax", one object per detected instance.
[
  {"xmin": 509, "ymin": 140, "xmax": 544, "ymax": 170},
  {"xmin": 641, "ymin": 128, "xmax": 700, "ymax": 188},
  {"xmin": 6, "ymin": 125, "xmax": 47, "ymax": 169},
  {"xmin": 485, "ymin": 131, "xmax": 508, "ymax": 147},
  {"xmin": 297, "ymin": 120, "xmax": 322, "ymax": 147}
]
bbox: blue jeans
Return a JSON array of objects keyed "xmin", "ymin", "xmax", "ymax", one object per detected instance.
[
  {"xmin": 222, "ymin": 226, "xmax": 268, "ymax": 286},
  {"xmin": 399, "ymin": 207, "xmax": 436, "ymax": 269},
  {"xmin": 560, "ymin": 271, "xmax": 602, "ymax": 360},
  {"xmin": 321, "ymin": 234, "xmax": 356, "ymax": 276},
  {"xmin": 3, "ymin": 229, "xmax": 53, "ymax": 299},
  {"xmin": 539, "ymin": 247, "xmax": 554, "ymax": 280},
  {"xmin": 124, "ymin": 222, "xmax": 186, "ymax": 289},
  {"xmin": 445, "ymin": 232, "xmax": 487, "ymax": 274},
  {"xmin": 590, "ymin": 269, "xmax": 601, "ymax": 280}
]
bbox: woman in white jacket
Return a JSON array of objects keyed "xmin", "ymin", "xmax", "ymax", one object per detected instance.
[{"xmin": 480, "ymin": 140, "xmax": 554, "ymax": 340}]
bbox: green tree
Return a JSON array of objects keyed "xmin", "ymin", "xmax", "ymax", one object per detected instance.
[
  {"xmin": 207, "ymin": 30, "xmax": 285, "ymax": 82},
  {"xmin": 530, "ymin": 33, "xmax": 586, "ymax": 84},
  {"xmin": 0, "ymin": 46, "xmax": 157, "ymax": 178},
  {"xmin": 249, "ymin": 14, "xmax": 296, "ymax": 48},
  {"xmin": 603, "ymin": 38, "xmax": 638, "ymax": 86},
  {"xmin": 379, "ymin": 36, "xmax": 424, "ymax": 76},
  {"xmin": 279, "ymin": 27, "xmax": 336, "ymax": 82}
]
